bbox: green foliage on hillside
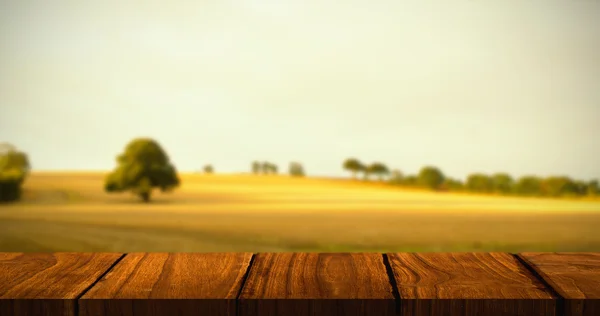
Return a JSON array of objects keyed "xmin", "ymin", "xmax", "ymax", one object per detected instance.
[
  {"xmin": 340, "ymin": 158, "xmax": 598, "ymax": 199},
  {"xmin": 418, "ymin": 166, "xmax": 445, "ymax": 190},
  {"xmin": 104, "ymin": 138, "xmax": 179, "ymax": 202},
  {"xmin": 366, "ymin": 162, "xmax": 390, "ymax": 181},
  {"xmin": 289, "ymin": 162, "xmax": 305, "ymax": 177},
  {"xmin": 0, "ymin": 143, "xmax": 30, "ymax": 202},
  {"xmin": 466, "ymin": 174, "xmax": 494, "ymax": 193}
]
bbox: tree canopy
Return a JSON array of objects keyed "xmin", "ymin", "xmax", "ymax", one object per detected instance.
[
  {"xmin": 289, "ymin": 162, "xmax": 305, "ymax": 177},
  {"xmin": 367, "ymin": 162, "xmax": 390, "ymax": 181},
  {"xmin": 418, "ymin": 166, "xmax": 445, "ymax": 190},
  {"xmin": 203, "ymin": 164, "xmax": 214, "ymax": 174},
  {"xmin": 514, "ymin": 176, "xmax": 543, "ymax": 196},
  {"xmin": 466, "ymin": 173, "xmax": 494, "ymax": 193},
  {"xmin": 0, "ymin": 143, "xmax": 30, "ymax": 202},
  {"xmin": 251, "ymin": 161, "xmax": 261, "ymax": 174},
  {"xmin": 343, "ymin": 158, "xmax": 364, "ymax": 178},
  {"xmin": 492, "ymin": 173, "xmax": 514, "ymax": 194},
  {"xmin": 104, "ymin": 138, "xmax": 179, "ymax": 202}
]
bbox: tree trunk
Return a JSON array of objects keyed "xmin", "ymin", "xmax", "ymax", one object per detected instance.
[{"xmin": 140, "ymin": 192, "xmax": 150, "ymax": 203}]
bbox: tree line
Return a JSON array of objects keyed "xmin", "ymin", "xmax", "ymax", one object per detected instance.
[
  {"xmin": 250, "ymin": 161, "xmax": 305, "ymax": 177},
  {"xmin": 343, "ymin": 158, "xmax": 600, "ymax": 198},
  {"xmin": 2, "ymin": 138, "xmax": 597, "ymax": 203}
]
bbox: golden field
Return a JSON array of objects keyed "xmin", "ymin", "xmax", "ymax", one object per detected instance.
[{"xmin": 1, "ymin": 172, "xmax": 599, "ymax": 252}]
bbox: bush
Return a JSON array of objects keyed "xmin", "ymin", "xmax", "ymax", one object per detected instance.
[
  {"xmin": 466, "ymin": 173, "xmax": 494, "ymax": 193},
  {"xmin": 0, "ymin": 145, "xmax": 30, "ymax": 203},
  {"xmin": 514, "ymin": 176, "xmax": 543, "ymax": 196},
  {"xmin": 289, "ymin": 162, "xmax": 305, "ymax": 177},
  {"xmin": 417, "ymin": 166, "xmax": 445, "ymax": 190}
]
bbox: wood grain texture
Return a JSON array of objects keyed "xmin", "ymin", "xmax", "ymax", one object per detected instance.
[
  {"xmin": 238, "ymin": 253, "xmax": 396, "ymax": 316},
  {"xmin": 387, "ymin": 252, "xmax": 557, "ymax": 316},
  {"xmin": 0, "ymin": 252, "xmax": 123, "ymax": 316},
  {"xmin": 518, "ymin": 252, "xmax": 600, "ymax": 316},
  {"xmin": 79, "ymin": 252, "xmax": 253, "ymax": 316}
]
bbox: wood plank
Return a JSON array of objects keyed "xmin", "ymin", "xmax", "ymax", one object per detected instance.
[
  {"xmin": 387, "ymin": 252, "xmax": 557, "ymax": 316},
  {"xmin": 79, "ymin": 252, "xmax": 253, "ymax": 316},
  {"xmin": 0, "ymin": 252, "xmax": 123, "ymax": 316},
  {"xmin": 518, "ymin": 252, "xmax": 600, "ymax": 316},
  {"xmin": 238, "ymin": 253, "xmax": 396, "ymax": 316}
]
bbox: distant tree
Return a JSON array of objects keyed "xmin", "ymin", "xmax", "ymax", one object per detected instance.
[
  {"xmin": 441, "ymin": 178, "xmax": 464, "ymax": 191},
  {"xmin": 0, "ymin": 144, "xmax": 30, "ymax": 202},
  {"xmin": 270, "ymin": 163, "xmax": 279, "ymax": 174},
  {"xmin": 403, "ymin": 175, "xmax": 418, "ymax": 186},
  {"xmin": 260, "ymin": 161, "xmax": 271, "ymax": 174},
  {"xmin": 367, "ymin": 162, "xmax": 390, "ymax": 181},
  {"xmin": 0, "ymin": 148, "xmax": 30, "ymax": 178},
  {"xmin": 492, "ymin": 173, "xmax": 514, "ymax": 195},
  {"xmin": 343, "ymin": 158, "xmax": 363, "ymax": 179},
  {"xmin": 260, "ymin": 162, "xmax": 277, "ymax": 174},
  {"xmin": 588, "ymin": 180, "xmax": 599, "ymax": 196},
  {"xmin": 252, "ymin": 161, "xmax": 261, "ymax": 174},
  {"xmin": 104, "ymin": 138, "xmax": 180, "ymax": 203},
  {"xmin": 389, "ymin": 169, "xmax": 404, "ymax": 185},
  {"xmin": 466, "ymin": 173, "xmax": 494, "ymax": 193},
  {"xmin": 356, "ymin": 162, "xmax": 367, "ymax": 180},
  {"xmin": 289, "ymin": 162, "xmax": 305, "ymax": 177},
  {"xmin": 417, "ymin": 166, "xmax": 445, "ymax": 190},
  {"xmin": 572, "ymin": 180, "xmax": 588, "ymax": 196},
  {"xmin": 540, "ymin": 176, "xmax": 577, "ymax": 197},
  {"xmin": 514, "ymin": 176, "xmax": 543, "ymax": 196},
  {"xmin": 203, "ymin": 164, "xmax": 214, "ymax": 174}
]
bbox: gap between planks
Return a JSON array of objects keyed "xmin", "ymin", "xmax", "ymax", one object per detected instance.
[
  {"xmin": 74, "ymin": 253, "xmax": 127, "ymax": 316},
  {"xmin": 514, "ymin": 253, "xmax": 565, "ymax": 316}
]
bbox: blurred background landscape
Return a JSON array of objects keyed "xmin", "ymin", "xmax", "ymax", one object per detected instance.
[{"xmin": 1, "ymin": 0, "xmax": 599, "ymax": 252}]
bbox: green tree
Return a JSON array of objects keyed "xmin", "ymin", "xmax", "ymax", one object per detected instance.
[
  {"xmin": 389, "ymin": 169, "xmax": 404, "ymax": 185},
  {"xmin": 251, "ymin": 161, "xmax": 261, "ymax": 174},
  {"xmin": 356, "ymin": 162, "xmax": 367, "ymax": 180},
  {"xmin": 0, "ymin": 144, "xmax": 30, "ymax": 202},
  {"xmin": 588, "ymin": 180, "xmax": 599, "ymax": 196},
  {"xmin": 260, "ymin": 161, "xmax": 271, "ymax": 174},
  {"xmin": 403, "ymin": 175, "xmax": 418, "ymax": 186},
  {"xmin": 514, "ymin": 176, "xmax": 543, "ymax": 196},
  {"xmin": 541, "ymin": 176, "xmax": 576, "ymax": 197},
  {"xmin": 203, "ymin": 164, "xmax": 214, "ymax": 174},
  {"xmin": 441, "ymin": 178, "xmax": 464, "ymax": 191},
  {"xmin": 492, "ymin": 173, "xmax": 514, "ymax": 195},
  {"xmin": 466, "ymin": 173, "xmax": 494, "ymax": 193},
  {"xmin": 367, "ymin": 162, "xmax": 390, "ymax": 181},
  {"xmin": 261, "ymin": 162, "xmax": 277, "ymax": 174},
  {"xmin": 104, "ymin": 138, "xmax": 180, "ymax": 203},
  {"xmin": 572, "ymin": 180, "xmax": 588, "ymax": 196},
  {"xmin": 289, "ymin": 162, "xmax": 305, "ymax": 177},
  {"xmin": 418, "ymin": 166, "xmax": 445, "ymax": 190},
  {"xmin": 343, "ymin": 158, "xmax": 363, "ymax": 179}
]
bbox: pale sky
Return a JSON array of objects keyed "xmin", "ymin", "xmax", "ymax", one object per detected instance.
[{"xmin": 0, "ymin": 0, "xmax": 598, "ymax": 180}]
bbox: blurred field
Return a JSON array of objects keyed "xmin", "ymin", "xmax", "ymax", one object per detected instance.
[{"xmin": 1, "ymin": 172, "xmax": 600, "ymax": 252}]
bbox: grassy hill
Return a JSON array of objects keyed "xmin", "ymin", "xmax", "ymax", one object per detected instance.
[{"xmin": 1, "ymin": 172, "xmax": 599, "ymax": 252}]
